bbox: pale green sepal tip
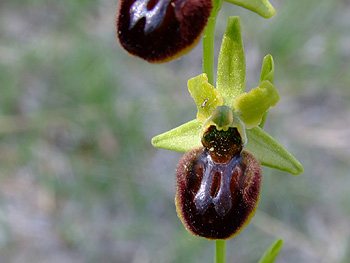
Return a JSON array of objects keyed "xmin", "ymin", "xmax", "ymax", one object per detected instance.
[
  {"xmin": 224, "ymin": 0, "xmax": 276, "ymax": 18},
  {"xmin": 258, "ymin": 239, "xmax": 283, "ymax": 263},
  {"xmin": 260, "ymin": 54, "xmax": 275, "ymax": 84},
  {"xmin": 188, "ymin": 73, "xmax": 223, "ymax": 123},
  {"xmin": 151, "ymin": 119, "xmax": 202, "ymax": 153},
  {"xmin": 245, "ymin": 127, "xmax": 304, "ymax": 175},
  {"xmin": 216, "ymin": 16, "xmax": 246, "ymax": 108},
  {"xmin": 234, "ymin": 80, "xmax": 279, "ymax": 128}
]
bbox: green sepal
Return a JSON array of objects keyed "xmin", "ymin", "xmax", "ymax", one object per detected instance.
[
  {"xmin": 234, "ymin": 80, "xmax": 279, "ymax": 128},
  {"xmin": 258, "ymin": 239, "xmax": 283, "ymax": 263},
  {"xmin": 245, "ymin": 127, "xmax": 304, "ymax": 175},
  {"xmin": 188, "ymin": 73, "xmax": 223, "ymax": 122},
  {"xmin": 151, "ymin": 119, "xmax": 202, "ymax": 152},
  {"xmin": 260, "ymin": 54, "xmax": 275, "ymax": 84},
  {"xmin": 216, "ymin": 16, "xmax": 246, "ymax": 108},
  {"xmin": 224, "ymin": 0, "xmax": 276, "ymax": 18}
]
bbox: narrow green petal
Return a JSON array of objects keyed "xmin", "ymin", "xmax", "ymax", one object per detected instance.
[
  {"xmin": 258, "ymin": 239, "xmax": 283, "ymax": 263},
  {"xmin": 260, "ymin": 54, "xmax": 275, "ymax": 84},
  {"xmin": 234, "ymin": 80, "xmax": 279, "ymax": 128},
  {"xmin": 151, "ymin": 119, "xmax": 202, "ymax": 152},
  {"xmin": 216, "ymin": 16, "xmax": 246, "ymax": 108},
  {"xmin": 188, "ymin": 74, "xmax": 223, "ymax": 122},
  {"xmin": 245, "ymin": 127, "xmax": 304, "ymax": 175},
  {"xmin": 224, "ymin": 0, "xmax": 276, "ymax": 18}
]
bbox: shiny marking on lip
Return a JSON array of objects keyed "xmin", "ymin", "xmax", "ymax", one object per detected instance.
[
  {"xmin": 176, "ymin": 148, "xmax": 261, "ymax": 240},
  {"xmin": 194, "ymin": 153, "xmax": 242, "ymax": 217},
  {"xmin": 129, "ymin": 0, "xmax": 172, "ymax": 34}
]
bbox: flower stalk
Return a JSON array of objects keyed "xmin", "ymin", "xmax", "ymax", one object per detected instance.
[
  {"xmin": 215, "ymin": 240, "xmax": 226, "ymax": 263},
  {"xmin": 203, "ymin": 0, "xmax": 223, "ymax": 84}
]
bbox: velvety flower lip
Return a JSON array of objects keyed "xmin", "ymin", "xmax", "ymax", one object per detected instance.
[
  {"xmin": 175, "ymin": 146, "xmax": 262, "ymax": 240},
  {"xmin": 117, "ymin": 0, "xmax": 212, "ymax": 62},
  {"xmin": 117, "ymin": 0, "xmax": 277, "ymax": 63},
  {"xmin": 152, "ymin": 17, "xmax": 304, "ymax": 176}
]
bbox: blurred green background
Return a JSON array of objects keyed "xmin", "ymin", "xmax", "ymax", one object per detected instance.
[{"xmin": 0, "ymin": 0, "xmax": 349, "ymax": 262}]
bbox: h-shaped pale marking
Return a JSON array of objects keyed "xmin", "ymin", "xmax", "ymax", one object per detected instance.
[
  {"xmin": 129, "ymin": 0, "xmax": 172, "ymax": 35},
  {"xmin": 194, "ymin": 154, "xmax": 242, "ymax": 217}
]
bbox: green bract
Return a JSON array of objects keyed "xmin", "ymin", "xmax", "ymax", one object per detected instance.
[{"xmin": 152, "ymin": 17, "xmax": 303, "ymax": 176}]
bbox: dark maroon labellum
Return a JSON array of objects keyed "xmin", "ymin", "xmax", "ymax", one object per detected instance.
[
  {"xmin": 117, "ymin": 0, "xmax": 212, "ymax": 62},
  {"xmin": 176, "ymin": 126, "xmax": 262, "ymax": 239}
]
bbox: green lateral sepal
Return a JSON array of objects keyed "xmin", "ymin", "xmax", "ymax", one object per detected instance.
[
  {"xmin": 245, "ymin": 127, "xmax": 304, "ymax": 175},
  {"xmin": 151, "ymin": 119, "xmax": 202, "ymax": 152}
]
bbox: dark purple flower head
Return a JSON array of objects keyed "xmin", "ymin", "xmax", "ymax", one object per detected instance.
[{"xmin": 117, "ymin": 0, "xmax": 212, "ymax": 62}]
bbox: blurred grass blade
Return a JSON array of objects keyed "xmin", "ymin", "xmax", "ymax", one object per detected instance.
[
  {"xmin": 151, "ymin": 119, "xmax": 202, "ymax": 152},
  {"xmin": 245, "ymin": 127, "xmax": 304, "ymax": 175},
  {"xmin": 258, "ymin": 239, "xmax": 283, "ymax": 263}
]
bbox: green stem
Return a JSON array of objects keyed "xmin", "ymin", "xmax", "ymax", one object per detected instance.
[
  {"xmin": 215, "ymin": 240, "xmax": 226, "ymax": 263},
  {"xmin": 202, "ymin": 0, "xmax": 223, "ymax": 85}
]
